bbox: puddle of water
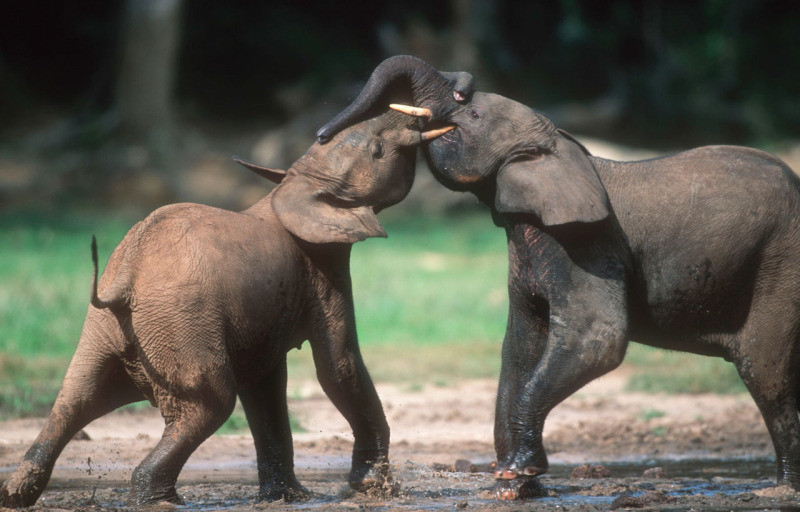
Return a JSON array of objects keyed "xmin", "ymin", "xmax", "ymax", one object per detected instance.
[{"xmin": 548, "ymin": 456, "xmax": 776, "ymax": 481}]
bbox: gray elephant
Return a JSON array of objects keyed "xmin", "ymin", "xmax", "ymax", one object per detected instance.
[
  {"xmin": 0, "ymin": 108, "xmax": 453, "ymax": 508},
  {"xmin": 319, "ymin": 55, "xmax": 800, "ymax": 498}
]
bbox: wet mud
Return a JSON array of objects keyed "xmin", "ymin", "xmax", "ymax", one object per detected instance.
[
  {"xmin": 7, "ymin": 458, "xmax": 798, "ymax": 511},
  {"xmin": 2, "ymin": 376, "xmax": 799, "ymax": 510}
]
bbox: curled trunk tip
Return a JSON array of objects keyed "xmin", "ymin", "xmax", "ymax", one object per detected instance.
[{"xmin": 317, "ymin": 55, "xmax": 453, "ymax": 143}]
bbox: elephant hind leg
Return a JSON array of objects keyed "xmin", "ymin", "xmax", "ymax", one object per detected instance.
[
  {"xmin": 239, "ymin": 358, "xmax": 310, "ymax": 502},
  {"xmin": 0, "ymin": 343, "xmax": 142, "ymax": 508},
  {"xmin": 734, "ymin": 328, "xmax": 800, "ymax": 488},
  {"xmin": 130, "ymin": 381, "xmax": 236, "ymax": 505}
]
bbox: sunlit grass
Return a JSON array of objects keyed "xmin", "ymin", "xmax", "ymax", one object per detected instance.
[{"xmin": 624, "ymin": 344, "xmax": 747, "ymax": 395}]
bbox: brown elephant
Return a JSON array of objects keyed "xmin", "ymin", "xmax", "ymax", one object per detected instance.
[
  {"xmin": 0, "ymin": 108, "xmax": 453, "ymax": 508},
  {"xmin": 319, "ymin": 55, "xmax": 800, "ymax": 499}
]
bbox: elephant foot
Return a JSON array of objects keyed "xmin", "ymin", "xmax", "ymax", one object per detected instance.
[
  {"xmin": 0, "ymin": 484, "xmax": 34, "ymax": 509},
  {"xmin": 349, "ymin": 460, "xmax": 397, "ymax": 496},
  {"xmin": 257, "ymin": 477, "xmax": 313, "ymax": 503},
  {"xmin": 493, "ymin": 476, "xmax": 546, "ymax": 500},
  {"xmin": 129, "ymin": 486, "xmax": 184, "ymax": 506},
  {"xmin": 777, "ymin": 462, "xmax": 800, "ymax": 491},
  {"xmin": 494, "ymin": 463, "xmax": 547, "ymax": 480},
  {"xmin": 0, "ymin": 462, "xmax": 49, "ymax": 508}
]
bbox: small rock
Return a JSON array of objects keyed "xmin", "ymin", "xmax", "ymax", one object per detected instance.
[
  {"xmin": 592, "ymin": 465, "xmax": 611, "ymax": 478},
  {"xmin": 72, "ymin": 429, "xmax": 91, "ymax": 441},
  {"xmin": 611, "ymin": 490, "xmax": 675, "ymax": 509},
  {"xmin": 642, "ymin": 466, "xmax": 665, "ymax": 479},
  {"xmin": 753, "ymin": 485, "xmax": 799, "ymax": 498},
  {"xmin": 472, "ymin": 461, "xmax": 496, "ymax": 473},
  {"xmin": 454, "ymin": 459, "xmax": 477, "ymax": 473},
  {"xmin": 455, "ymin": 500, "xmax": 469, "ymax": 508},
  {"xmin": 571, "ymin": 464, "xmax": 592, "ymax": 478},
  {"xmin": 571, "ymin": 463, "xmax": 611, "ymax": 479}
]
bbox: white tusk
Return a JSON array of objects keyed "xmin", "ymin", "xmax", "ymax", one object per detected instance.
[
  {"xmin": 390, "ymin": 103, "xmax": 432, "ymax": 118},
  {"xmin": 420, "ymin": 125, "xmax": 455, "ymax": 141}
]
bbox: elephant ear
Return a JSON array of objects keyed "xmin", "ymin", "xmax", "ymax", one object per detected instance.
[
  {"xmin": 232, "ymin": 156, "xmax": 286, "ymax": 184},
  {"xmin": 495, "ymin": 131, "xmax": 610, "ymax": 226},
  {"xmin": 272, "ymin": 175, "xmax": 386, "ymax": 244}
]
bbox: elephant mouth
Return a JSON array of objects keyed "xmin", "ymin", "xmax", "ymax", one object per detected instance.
[
  {"xmin": 425, "ymin": 122, "xmax": 462, "ymax": 160},
  {"xmin": 423, "ymin": 127, "xmax": 484, "ymax": 191}
]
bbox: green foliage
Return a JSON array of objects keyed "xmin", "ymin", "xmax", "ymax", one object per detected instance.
[
  {"xmin": 639, "ymin": 409, "xmax": 665, "ymax": 421},
  {"xmin": 215, "ymin": 407, "xmax": 306, "ymax": 435},
  {"xmin": 216, "ymin": 410, "xmax": 250, "ymax": 435},
  {"xmin": 0, "ymin": 211, "xmax": 133, "ymax": 358},
  {"xmin": 350, "ymin": 212, "xmax": 508, "ymax": 348},
  {"xmin": 0, "ymin": 211, "xmax": 134, "ymax": 419},
  {"xmin": 625, "ymin": 344, "xmax": 747, "ymax": 395},
  {"xmin": 0, "ymin": 354, "xmax": 66, "ymax": 420}
]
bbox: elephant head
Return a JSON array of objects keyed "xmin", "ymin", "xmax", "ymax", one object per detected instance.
[
  {"xmin": 242, "ymin": 109, "xmax": 453, "ymax": 244},
  {"xmin": 318, "ymin": 56, "xmax": 609, "ymax": 228}
]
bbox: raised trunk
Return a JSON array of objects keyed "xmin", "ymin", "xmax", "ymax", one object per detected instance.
[{"xmin": 317, "ymin": 55, "xmax": 472, "ymax": 143}]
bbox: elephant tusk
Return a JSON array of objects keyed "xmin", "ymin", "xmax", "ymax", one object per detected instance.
[
  {"xmin": 390, "ymin": 103, "xmax": 432, "ymax": 118},
  {"xmin": 420, "ymin": 125, "xmax": 455, "ymax": 141}
]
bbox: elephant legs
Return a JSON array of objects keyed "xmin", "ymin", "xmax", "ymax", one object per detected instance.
[
  {"xmin": 494, "ymin": 302, "xmax": 548, "ymax": 466},
  {"xmin": 0, "ymin": 340, "xmax": 142, "ymax": 508},
  {"xmin": 130, "ymin": 381, "xmax": 236, "ymax": 506},
  {"xmin": 309, "ymin": 310, "xmax": 391, "ymax": 492},
  {"xmin": 494, "ymin": 307, "xmax": 627, "ymax": 500},
  {"xmin": 313, "ymin": 347, "xmax": 391, "ymax": 492},
  {"xmin": 733, "ymin": 322, "xmax": 800, "ymax": 489},
  {"xmin": 239, "ymin": 358, "xmax": 310, "ymax": 502}
]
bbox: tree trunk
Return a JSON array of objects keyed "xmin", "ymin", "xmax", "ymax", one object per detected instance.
[{"xmin": 115, "ymin": 0, "xmax": 183, "ymax": 140}]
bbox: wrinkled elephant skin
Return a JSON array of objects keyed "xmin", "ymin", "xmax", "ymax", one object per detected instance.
[
  {"xmin": 320, "ymin": 55, "xmax": 800, "ymax": 497},
  {"xmin": 0, "ymin": 109, "xmax": 431, "ymax": 507}
]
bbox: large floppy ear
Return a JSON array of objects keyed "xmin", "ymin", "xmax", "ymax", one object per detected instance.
[
  {"xmin": 495, "ymin": 131, "xmax": 610, "ymax": 226},
  {"xmin": 272, "ymin": 176, "xmax": 386, "ymax": 244}
]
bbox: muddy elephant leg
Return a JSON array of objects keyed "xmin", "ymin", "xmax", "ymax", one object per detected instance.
[
  {"xmin": 733, "ymin": 329, "xmax": 800, "ymax": 489},
  {"xmin": 311, "ymin": 339, "xmax": 391, "ymax": 491},
  {"xmin": 0, "ymin": 331, "xmax": 142, "ymax": 508},
  {"xmin": 495, "ymin": 300, "xmax": 549, "ymax": 466},
  {"xmin": 309, "ymin": 297, "xmax": 390, "ymax": 492},
  {"xmin": 130, "ymin": 382, "xmax": 236, "ymax": 505},
  {"xmin": 495, "ymin": 309, "xmax": 628, "ymax": 500},
  {"xmin": 239, "ymin": 357, "xmax": 310, "ymax": 502}
]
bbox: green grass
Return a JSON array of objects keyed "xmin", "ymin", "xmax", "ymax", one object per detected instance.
[
  {"xmin": 216, "ymin": 407, "xmax": 307, "ymax": 435},
  {"xmin": 0, "ymin": 209, "xmax": 748, "ymax": 419},
  {"xmin": 624, "ymin": 344, "xmax": 747, "ymax": 395}
]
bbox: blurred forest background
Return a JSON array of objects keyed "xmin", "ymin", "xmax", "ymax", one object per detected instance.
[
  {"xmin": 0, "ymin": 0, "xmax": 798, "ymax": 417},
  {"xmin": 1, "ymin": 0, "xmax": 799, "ymax": 212}
]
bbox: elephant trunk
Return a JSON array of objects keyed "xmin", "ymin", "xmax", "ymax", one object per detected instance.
[{"xmin": 317, "ymin": 55, "xmax": 471, "ymax": 143}]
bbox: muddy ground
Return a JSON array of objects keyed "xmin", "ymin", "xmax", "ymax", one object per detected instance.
[{"xmin": 2, "ymin": 372, "xmax": 799, "ymax": 511}]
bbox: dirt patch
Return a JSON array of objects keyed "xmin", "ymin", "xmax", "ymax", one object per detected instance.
[{"xmin": 1, "ymin": 373, "xmax": 795, "ymax": 510}]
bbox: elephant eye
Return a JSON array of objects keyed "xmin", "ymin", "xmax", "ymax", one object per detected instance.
[
  {"xmin": 468, "ymin": 108, "xmax": 480, "ymax": 120},
  {"xmin": 371, "ymin": 141, "xmax": 385, "ymax": 159}
]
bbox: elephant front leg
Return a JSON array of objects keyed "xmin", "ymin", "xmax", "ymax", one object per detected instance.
[
  {"xmin": 495, "ymin": 310, "xmax": 628, "ymax": 499},
  {"xmin": 494, "ymin": 302, "xmax": 549, "ymax": 466},
  {"xmin": 310, "ymin": 310, "xmax": 391, "ymax": 493},
  {"xmin": 239, "ymin": 358, "xmax": 310, "ymax": 502}
]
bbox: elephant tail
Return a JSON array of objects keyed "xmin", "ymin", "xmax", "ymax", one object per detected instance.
[{"xmin": 90, "ymin": 235, "xmax": 129, "ymax": 310}]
